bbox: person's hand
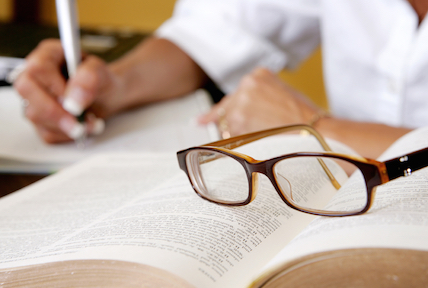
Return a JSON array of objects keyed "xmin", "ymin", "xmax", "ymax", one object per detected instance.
[
  {"xmin": 199, "ymin": 67, "xmax": 322, "ymax": 137},
  {"xmin": 14, "ymin": 39, "xmax": 124, "ymax": 143}
]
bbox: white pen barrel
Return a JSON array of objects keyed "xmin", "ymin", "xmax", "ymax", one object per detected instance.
[{"xmin": 56, "ymin": 0, "xmax": 81, "ymax": 78}]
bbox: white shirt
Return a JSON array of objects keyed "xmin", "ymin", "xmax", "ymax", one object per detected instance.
[{"xmin": 157, "ymin": 0, "xmax": 428, "ymax": 129}]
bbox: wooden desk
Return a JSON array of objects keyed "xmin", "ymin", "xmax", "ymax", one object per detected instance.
[{"xmin": 0, "ymin": 173, "xmax": 47, "ymax": 198}]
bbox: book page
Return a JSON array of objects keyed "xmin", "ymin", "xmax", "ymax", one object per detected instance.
[
  {"xmin": 259, "ymin": 126, "xmax": 428, "ymax": 277},
  {"xmin": 0, "ymin": 87, "xmax": 217, "ymax": 173},
  {"xmin": 0, "ymin": 134, "xmax": 348, "ymax": 288},
  {"xmin": 3, "ymin": 259, "xmax": 197, "ymax": 288},
  {"xmin": 0, "ymin": 153, "xmax": 179, "ymax": 263}
]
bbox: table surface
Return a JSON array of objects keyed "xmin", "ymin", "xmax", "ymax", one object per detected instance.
[{"xmin": 0, "ymin": 173, "xmax": 47, "ymax": 198}]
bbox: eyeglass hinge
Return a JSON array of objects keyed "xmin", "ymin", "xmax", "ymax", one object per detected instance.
[
  {"xmin": 404, "ymin": 168, "xmax": 412, "ymax": 177},
  {"xmin": 399, "ymin": 156, "xmax": 412, "ymax": 177},
  {"xmin": 399, "ymin": 156, "xmax": 408, "ymax": 162}
]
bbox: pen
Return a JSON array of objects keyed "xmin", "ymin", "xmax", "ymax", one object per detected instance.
[{"xmin": 55, "ymin": 0, "xmax": 86, "ymax": 148}]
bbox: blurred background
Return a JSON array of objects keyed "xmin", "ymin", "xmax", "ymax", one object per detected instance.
[{"xmin": 0, "ymin": 0, "xmax": 327, "ymax": 108}]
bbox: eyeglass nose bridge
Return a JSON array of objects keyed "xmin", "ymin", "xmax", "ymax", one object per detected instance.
[
  {"xmin": 243, "ymin": 160, "xmax": 277, "ymax": 204},
  {"xmin": 243, "ymin": 160, "xmax": 299, "ymax": 208}
]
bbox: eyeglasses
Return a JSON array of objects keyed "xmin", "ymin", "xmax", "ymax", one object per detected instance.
[{"xmin": 177, "ymin": 124, "xmax": 428, "ymax": 216}]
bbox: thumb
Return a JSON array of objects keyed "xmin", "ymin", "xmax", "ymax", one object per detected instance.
[{"xmin": 62, "ymin": 56, "xmax": 108, "ymax": 116}]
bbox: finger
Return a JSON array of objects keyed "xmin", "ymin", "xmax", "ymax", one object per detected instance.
[
  {"xmin": 16, "ymin": 75, "xmax": 85, "ymax": 142},
  {"xmin": 84, "ymin": 112, "xmax": 105, "ymax": 136},
  {"xmin": 35, "ymin": 125, "xmax": 75, "ymax": 144},
  {"xmin": 198, "ymin": 106, "xmax": 220, "ymax": 124},
  {"xmin": 24, "ymin": 39, "xmax": 67, "ymax": 98},
  {"xmin": 16, "ymin": 73, "xmax": 62, "ymax": 128},
  {"xmin": 198, "ymin": 96, "xmax": 231, "ymax": 124},
  {"xmin": 251, "ymin": 67, "xmax": 276, "ymax": 79},
  {"xmin": 36, "ymin": 112, "xmax": 104, "ymax": 143},
  {"xmin": 62, "ymin": 55, "xmax": 109, "ymax": 117}
]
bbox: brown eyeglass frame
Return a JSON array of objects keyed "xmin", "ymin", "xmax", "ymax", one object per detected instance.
[{"xmin": 177, "ymin": 124, "xmax": 428, "ymax": 217}]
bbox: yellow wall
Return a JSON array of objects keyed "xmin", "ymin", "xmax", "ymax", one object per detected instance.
[
  {"xmin": 0, "ymin": 0, "xmax": 12, "ymax": 22},
  {"xmin": 39, "ymin": 0, "xmax": 175, "ymax": 32},
  {"xmin": 280, "ymin": 48, "xmax": 327, "ymax": 109},
  {"xmin": 4, "ymin": 0, "xmax": 327, "ymax": 108}
]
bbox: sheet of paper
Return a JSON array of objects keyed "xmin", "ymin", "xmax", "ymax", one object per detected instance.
[{"xmin": 0, "ymin": 87, "xmax": 218, "ymax": 173}]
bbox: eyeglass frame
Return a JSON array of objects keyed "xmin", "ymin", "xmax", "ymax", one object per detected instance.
[{"xmin": 177, "ymin": 124, "xmax": 428, "ymax": 217}]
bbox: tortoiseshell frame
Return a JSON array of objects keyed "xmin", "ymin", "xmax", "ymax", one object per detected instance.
[{"xmin": 177, "ymin": 124, "xmax": 428, "ymax": 217}]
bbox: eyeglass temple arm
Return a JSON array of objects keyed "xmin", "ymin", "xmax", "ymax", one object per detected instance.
[
  {"xmin": 204, "ymin": 124, "xmax": 341, "ymax": 190},
  {"xmin": 316, "ymin": 158, "xmax": 341, "ymax": 189},
  {"xmin": 384, "ymin": 147, "xmax": 428, "ymax": 180},
  {"xmin": 203, "ymin": 124, "xmax": 333, "ymax": 151}
]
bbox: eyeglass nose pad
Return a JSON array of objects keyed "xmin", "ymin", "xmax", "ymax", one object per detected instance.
[
  {"xmin": 188, "ymin": 154, "xmax": 208, "ymax": 195},
  {"xmin": 250, "ymin": 173, "xmax": 259, "ymax": 202},
  {"xmin": 276, "ymin": 173, "xmax": 294, "ymax": 201}
]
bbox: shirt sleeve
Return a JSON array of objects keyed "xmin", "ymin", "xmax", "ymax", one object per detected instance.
[{"xmin": 156, "ymin": 0, "xmax": 321, "ymax": 93}]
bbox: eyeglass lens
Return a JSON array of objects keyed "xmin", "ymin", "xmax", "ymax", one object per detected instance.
[
  {"xmin": 187, "ymin": 150, "xmax": 250, "ymax": 204},
  {"xmin": 187, "ymin": 150, "xmax": 369, "ymax": 215},
  {"xmin": 273, "ymin": 156, "xmax": 368, "ymax": 214}
]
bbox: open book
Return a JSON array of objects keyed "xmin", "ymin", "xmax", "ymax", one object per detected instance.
[
  {"xmin": 1, "ymin": 126, "xmax": 427, "ymax": 287},
  {"xmin": 0, "ymin": 87, "xmax": 217, "ymax": 173}
]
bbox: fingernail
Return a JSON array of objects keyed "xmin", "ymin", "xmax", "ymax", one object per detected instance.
[
  {"xmin": 92, "ymin": 118, "xmax": 105, "ymax": 135},
  {"xmin": 59, "ymin": 117, "xmax": 85, "ymax": 140},
  {"xmin": 63, "ymin": 97, "xmax": 84, "ymax": 116},
  {"xmin": 62, "ymin": 87, "xmax": 86, "ymax": 116}
]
